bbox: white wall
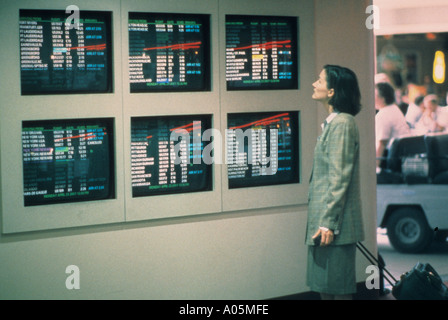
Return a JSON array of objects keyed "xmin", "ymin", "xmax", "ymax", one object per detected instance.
[{"xmin": 0, "ymin": 0, "xmax": 376, "ymax": 299}]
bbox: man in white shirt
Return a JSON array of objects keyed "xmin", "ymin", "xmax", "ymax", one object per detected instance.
[
  {"xmin": 405, "ymin": 95, "xmax": 425, "ymax": 129},
  {"xmin": 414, "ymin": 94, "xmax": 448, "ymax": 134},
  {"xmin": 375, "ymin": 82, "xmax": 410, "ymax": 170}
]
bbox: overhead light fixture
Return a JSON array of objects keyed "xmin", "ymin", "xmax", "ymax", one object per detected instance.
[{"xmin": 433, "ymin": 50, "xmax": 445, "ymax": 84}]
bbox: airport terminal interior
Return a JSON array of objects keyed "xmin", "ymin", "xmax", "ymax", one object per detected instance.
[{"xmin": 1, "ymin": 0, "xmax": 446, "ymax": 301}]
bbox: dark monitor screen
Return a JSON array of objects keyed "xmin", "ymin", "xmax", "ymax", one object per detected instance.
[
  {"xmin": 19, "ymin": 9, "xmax": 113, "ymax": 95},
  {"xmin": 128, "ymin": 12, "xmax": 210, "ymax": 93},
  {"xmin": 227, "ymin": 111, "xmax": 299, "ymax": 188},
  {"xmin": 22, "ymin": 118, "xmax": 115, "ymax": 206},
  {"xmin": 225, "ymin": 15, "xmax": 298, "ymax": 90},
  {"xmin": 131, "ymin": 115, "xmax": 213, "ymax": 197}
]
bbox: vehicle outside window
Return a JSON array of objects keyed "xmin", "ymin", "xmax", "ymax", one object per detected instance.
[{"xmin": 377, "ymin": 133, "xmax": 448, "ymax": 253}]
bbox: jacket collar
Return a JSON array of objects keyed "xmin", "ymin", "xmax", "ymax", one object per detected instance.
[{"xmin": 321, "ymin": 112, "xmax": 339, "ymax": 131}]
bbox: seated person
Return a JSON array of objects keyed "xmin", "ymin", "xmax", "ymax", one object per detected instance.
[
  {"xmin": 414, "ymin": 94, "xmax": 448, "ymax": 134},
  {"xmin": 405, "ymin": 95, "xmax": 425, "ymax": 129},
  {"xmin": 375, "ymin": 82, "xmax": 410, "ymax": 171}
]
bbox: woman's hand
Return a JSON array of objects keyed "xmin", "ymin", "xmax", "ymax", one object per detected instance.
[{"xmin": 312, "ymin": 228, "xmax": 335, "ymax": 246}]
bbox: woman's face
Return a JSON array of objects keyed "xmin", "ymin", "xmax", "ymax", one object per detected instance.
[{"xmin": 312, "ymin": 69, "xmax": 332, "ymax": 103}]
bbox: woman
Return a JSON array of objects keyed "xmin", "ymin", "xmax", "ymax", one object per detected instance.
[{"xmin": 306, "ymin": 65, "xmax": 365, "ymax": 300}]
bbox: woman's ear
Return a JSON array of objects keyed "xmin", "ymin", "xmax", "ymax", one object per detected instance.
[{"xmin": 327, "ymin": 88, "xmax": 335, "ymax": 98}]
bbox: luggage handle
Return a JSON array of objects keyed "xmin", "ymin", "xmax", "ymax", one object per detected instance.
[{"xmin": 356, "ymin": 242, "xmax": 398, "ymax": 286}]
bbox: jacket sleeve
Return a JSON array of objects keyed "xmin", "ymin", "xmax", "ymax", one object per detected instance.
[{"xmin": 319, "ymin": 118, "xmax": 357, "ymax": 232}]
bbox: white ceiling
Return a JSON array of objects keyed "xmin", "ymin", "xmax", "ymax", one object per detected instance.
[
  {"xmin": 373, "ymin": 0, "xmax": 448, "ymax": 35},
  {"xmin": 374, "ymin": 0, "xmax": 448, "ymax": 9}
]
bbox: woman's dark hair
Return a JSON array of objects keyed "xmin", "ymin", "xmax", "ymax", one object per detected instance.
[
  {"xmin": 375, "ymin": 82, "xmax": 396, "ymax": 105},
  {"xmin": 324, "ymin": 64, "xmax": 362, "ymax": 116}
]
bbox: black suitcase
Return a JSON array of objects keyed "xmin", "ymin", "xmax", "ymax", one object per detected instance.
[{"xmin": 356, "ymin": 242, "xmax": 448, "ymax": 300}]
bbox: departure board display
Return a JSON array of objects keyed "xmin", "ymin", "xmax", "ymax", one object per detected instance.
[
  {"xmin": 226, "ymin": 15, "xmax": 298, "ymax": 90},
  {"xmin": 131, "ymin": 115, "xmax": 212, "ymax": 197},
  {"xmin": 227, "ymin": 111, "xmax": 299, "ymax": 188},
  {"xmin": 128, "ymin": 12, "xmax": 210, "ymax": 92},
  {"xmin": 19, "ymin": 9, "xmax": 112, "ymax": 95},
  {"xmin": 22, "ymin": 118, "xmax": 115, "ymax": 206}
]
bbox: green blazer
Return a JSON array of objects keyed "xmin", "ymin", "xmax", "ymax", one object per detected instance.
[{"xmin": 305, "ymin": 113, "xmax": 365, "ymax": 246}]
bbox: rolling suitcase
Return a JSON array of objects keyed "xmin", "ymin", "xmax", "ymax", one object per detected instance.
[{"xmin": 356, "ymin": 242, "xmax": 448, "ymax": 300}]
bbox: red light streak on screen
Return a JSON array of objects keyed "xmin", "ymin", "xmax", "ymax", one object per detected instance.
[
  {"xmin": 143, "ymin": 42, "xmax": 202, "ymax": 51},
  {"xmin": 170, "ymin": 122, "xmax": 202, "ymax": 133},
  {"xmin": 230, "ymin": 40, "xmax": 291, "ymax": 51},
  {"xmin": 229, "ymin": 113, "xmax": 290, "ymax": 130}
]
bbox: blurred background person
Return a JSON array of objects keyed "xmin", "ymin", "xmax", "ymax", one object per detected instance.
[
  {"xmin": 375, "ymin": 82, "xmax": 410, "ymax": 170},
  {"xmin": 414, "ymin": 94, "xmax": 448, "ymax": 134},
  {"xmin": 405, "ymin": 95, "xmax": 425, "ymax": 130}
]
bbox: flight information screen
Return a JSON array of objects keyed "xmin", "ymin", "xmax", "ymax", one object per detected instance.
[
  {"xmin": 19, "ymin": 9, "xmax": 113, "ymax": 95},
  {"xmin": 128, "ymin": 12, "xmax": 210, "ymax": 92},
  {"xmin": 131, "ymin": 115, "xmax": 213, "ymax": 197},
  {"xmin": 22, "ymin": 118, "xmax": 115, "ymax": 206},
  {"xmin": 227, "ymin": 111, "xmax": 299, "ymax": 188},
  {"xmin": 226, "ymin": 15, "xmax": 298, "ymax": 90}
]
